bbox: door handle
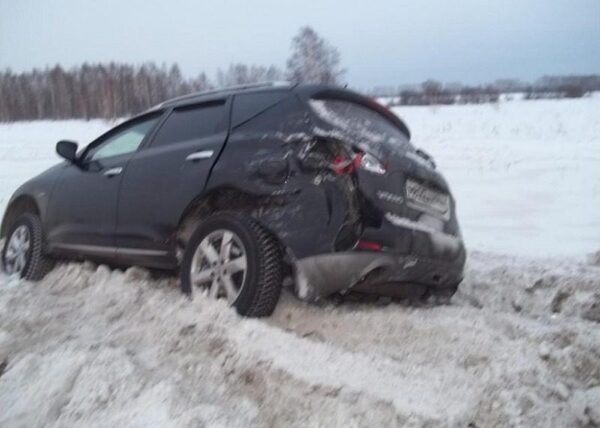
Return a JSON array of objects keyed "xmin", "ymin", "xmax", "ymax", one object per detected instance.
[
  {"xmin": 103, "ymin": 167, "xmax": 123, "ymax": 177},
  {"xmin": 185, "ymin": 150, "xmax": 214, "ymax": 162}
]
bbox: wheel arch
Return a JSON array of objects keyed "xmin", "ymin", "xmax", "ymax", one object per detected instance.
[
  {"xmin": 175, "ymin": 186, "xmax": 286, "ymax": 250},
  {"xmin": 1, "ymin": 194, "xmax": 41, "ymax": 239}
]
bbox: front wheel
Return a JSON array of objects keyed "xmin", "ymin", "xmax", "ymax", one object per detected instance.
[
  {"xmin": 180, "ymin": 212, "xmax": 284, "ymax": 317},
  {"xmin": 1, "ymin": 213, "xmax": 54, "ymax": 280}
]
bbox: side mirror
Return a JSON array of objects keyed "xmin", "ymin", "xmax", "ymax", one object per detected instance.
[{"xmin": 56, "ymin": 140, "xmax": 79, "ymax": 163}]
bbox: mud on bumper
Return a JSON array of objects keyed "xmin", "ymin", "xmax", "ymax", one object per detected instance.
[{"xmin": 294, "ymin": 251, "xmax": 465, "ymax": 301}]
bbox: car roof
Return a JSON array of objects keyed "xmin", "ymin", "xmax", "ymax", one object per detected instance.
[
  {"xmin": 154, "ymin": 81, "xmax": 296, "ymax": 109},
  {"xmin": 143, "ymin": 82, "xmax": 411, "ymax": 139},
  {"xmin": 151, "ymin": 82, "xmax": 358, "ymax": 108}
]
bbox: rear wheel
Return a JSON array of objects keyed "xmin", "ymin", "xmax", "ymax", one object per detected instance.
[
  {"xmin": 180, "ymin": 212, "xmax": 283, "ymax": 317},
  {"xmin": 1, "ymin": 213, "xmax": 54, "ymax": 280}
]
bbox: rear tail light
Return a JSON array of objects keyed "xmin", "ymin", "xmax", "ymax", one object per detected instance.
[
  {"xmin": 356, "ymin": 239, "xmax": 383, "ymax": 251},
  {"xmin": 332, "ymin": 152, "xmax": 387, "ymax": 176}
]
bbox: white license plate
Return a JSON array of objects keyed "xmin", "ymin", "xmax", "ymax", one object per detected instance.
[{"xmin": 405, "ymin": 179, "xmax": 450, "ymax": 219}]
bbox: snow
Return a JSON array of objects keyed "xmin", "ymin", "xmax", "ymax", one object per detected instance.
[
  {"xmin": 1, "ymin": 97, "xmax": 600, "ymax": 427},
  {"xmin": 0, "ymin": 259, "xmax": 599, "ymax": 427},
  {"xmin": 385, "ymin": 212, "xmax": 462, "ymax": 253},
  {"xmin": 391, "ymin": 95, "xmax": 600, "ymax": 257}
]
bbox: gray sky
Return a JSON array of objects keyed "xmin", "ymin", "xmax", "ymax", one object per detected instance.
[{"xmin": 1, "ymin": 0, "xmax": 599, "ymax": 88}]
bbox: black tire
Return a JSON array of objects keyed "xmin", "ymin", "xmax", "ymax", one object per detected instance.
[
  {"xmin": 180, "ymin": 211, "xmax": 283, "ymax": 317},
  {"xmin": 1, "ymin": 213, "xmax": 54, "ymax": 280}
]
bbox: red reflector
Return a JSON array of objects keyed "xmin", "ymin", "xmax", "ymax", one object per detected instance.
[{"xmin": 356, "ymin": 239, "xmax": 382, "ymax": 251}]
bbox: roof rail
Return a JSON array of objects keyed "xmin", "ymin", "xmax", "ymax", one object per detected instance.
[{"xmin": 155, "ymin": 81, "xmax": 292, "ymax": 108}]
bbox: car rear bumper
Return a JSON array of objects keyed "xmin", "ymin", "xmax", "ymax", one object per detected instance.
[
  {"xmin": 293, "ymin": 204, "xmax": 466, "ymax": 301},
  {"xmin": 294, "ymin": 248, "xmax": 465, "ymax": 302}
]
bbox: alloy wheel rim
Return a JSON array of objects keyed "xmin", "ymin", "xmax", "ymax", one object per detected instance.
[
  {"xmin": 5, "ymin": 225, "xmax": 31, "ymax": 276},
  {"xmin": 190, "ymin": 229, "xmax": 247, "ymax": 303}
]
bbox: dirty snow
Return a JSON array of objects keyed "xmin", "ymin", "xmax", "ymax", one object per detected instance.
[
  {"xmin": 1, "ymin": 97, "xmax": 600, "ymax": 427},
  {"xmin": 1, "ymin": 258, "xmax": 599, "ymax": 427}
]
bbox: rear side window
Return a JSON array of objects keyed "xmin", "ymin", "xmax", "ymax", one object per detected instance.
[
  {"xmin": 231, "ymin": 91, "xmax": 289, "ymax": 128},
  {"xmin": 150, "ymin": 102, "xmax": 226, "ymax": 148}
]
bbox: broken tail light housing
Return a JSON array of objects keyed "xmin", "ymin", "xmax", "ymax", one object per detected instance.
[
  {"xmin": 353, "ymin": 152, "xmax": 387, "ymax": 175},
  {"xmin": 332, "ymin": 151, "xmax": 387, "ymax": 176},
  {"xmin": 332, "ymin": 155, "xmax": 354, "ymax": 175}
]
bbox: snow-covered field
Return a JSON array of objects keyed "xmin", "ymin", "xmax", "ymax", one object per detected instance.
[
  {"xmin": 392, "ymin": 96, "xmax": 600, "ymax": 257},
  {"xmin": 0, "ymin": 97, "xmax": 599, "ymax": 427}
]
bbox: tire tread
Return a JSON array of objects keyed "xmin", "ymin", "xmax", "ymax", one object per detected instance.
[
  {"xmin": 180, "ymin": 211, "xmax": 284, "ymax": 317},
  {"xmin": 241, "ymin": 214, "xmax": 283, "ymax": 317},
  {"xmin": 2, "ymin": 213, "xmax": 54, "ymax": 281}
]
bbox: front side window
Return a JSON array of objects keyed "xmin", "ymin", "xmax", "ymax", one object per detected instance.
[
  {"xmin": 86, "ymin": 116, "xmax": 160, "ymax": 162},
  {"xmin": 150, "ymin": 102, "xmax": 226, "ymax": 148}
]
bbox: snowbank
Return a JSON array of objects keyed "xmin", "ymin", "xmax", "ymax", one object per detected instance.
[{"xmin": 0, "ymin": 256, "xmax": 599, "ymax": 427}]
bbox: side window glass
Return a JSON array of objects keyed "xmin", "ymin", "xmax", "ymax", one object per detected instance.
[
  {"xmin": 233, "ymin": 95, "xmax": 307, "ymax": 134},
  {"xmin": 150, "ymin": 102, "xmax": 226, "ymax": 148},
  {"xmin": 231, "ymin": 91, "xmax": 289, "ymax": 127},
  {"xmin": 87, "ymin": 116, "xmax": 159, "ymax": 161}
]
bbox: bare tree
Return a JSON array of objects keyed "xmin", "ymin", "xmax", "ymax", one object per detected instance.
[
  {"xmin": 189, "ymin": 72, "xmax": 212, "ymax": 92},
  {"xmin": 217, "ymin": 63, "xmax": 283, "ymax": 87},
  {"xmin": 286, "ymin": 26, "xmax": 344, "ymax": 84}
]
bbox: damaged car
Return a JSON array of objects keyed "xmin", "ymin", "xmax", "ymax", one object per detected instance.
[{"xmin": 0, "ymin": 82, "xmax": 466, "ymax": 316}]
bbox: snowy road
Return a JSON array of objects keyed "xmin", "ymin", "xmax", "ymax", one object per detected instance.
[{"xmin": 1, "ymin": 97, "xmax": 599, "ymax": 427}]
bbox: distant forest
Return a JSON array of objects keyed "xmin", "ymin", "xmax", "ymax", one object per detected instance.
[
  {"xmin": 0, "ymin": 25, "xmax": 598, "ymax": 121},
  {"xmin": 0, "ymin": 26, "xmax": 343, "ymax": 122},
  {"xmin": 0, "ymin": 63, "xmax": 213, "ymax": 122},
  {"xmin": 373, "ymin": 75, "xmax": 600, "ymax": 107}
]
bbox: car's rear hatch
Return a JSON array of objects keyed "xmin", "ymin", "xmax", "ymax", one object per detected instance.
[{"xmin": 308, "ymin": 94, "xmax": 464, "ymax": 262}]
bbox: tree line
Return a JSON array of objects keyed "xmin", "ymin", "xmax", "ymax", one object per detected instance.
[
  {"xmin": 0, "ymin": 26, "xmax": 343, "ymax": 122},
  {"xmin": 0, "ymin": 63, "xmax": 211, "ymax": 121},
  {"xmin": 2, "ymin": 23, "xmax": 598, "ymax": 121},
  {"xmin": 373, "ymin": 75, "xmax": 600, "ymax": 107}
]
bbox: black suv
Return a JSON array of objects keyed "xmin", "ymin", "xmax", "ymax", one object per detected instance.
[{"xmin": 1, "ymin": 83, "xmax": 465, "ymax": 316}]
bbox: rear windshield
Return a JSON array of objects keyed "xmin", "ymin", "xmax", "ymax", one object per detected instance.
[{"xmin": 309, "ymin": 98, "xmax": 413, "ymax": 156}]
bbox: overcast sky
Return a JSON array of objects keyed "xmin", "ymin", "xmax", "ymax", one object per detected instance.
[{"xmin": 1, "ymin": 0, "xmax": 599, "ymax": 88}]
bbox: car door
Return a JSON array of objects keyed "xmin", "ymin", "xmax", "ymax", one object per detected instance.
[
  {"xmin": 46, "ymin": 113, "xmax": 163, "ymax": 257},
  {"xmin": 115, "ymin": 99, "xmax": 229, "ymax": 265}
]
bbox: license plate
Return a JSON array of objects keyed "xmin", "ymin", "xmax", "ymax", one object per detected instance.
[{"xmin": 405, "ymin": 179, "xmax": 450, "ymax": 219}]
